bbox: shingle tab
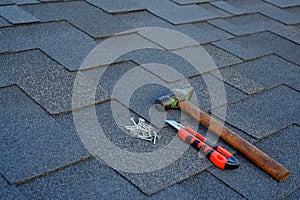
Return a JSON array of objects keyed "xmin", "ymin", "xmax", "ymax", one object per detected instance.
[
  {"xmin": 264, "ymin": 0, "xmax": 300, "ymax": 8},
  {"xmin": 22, "ymin": 2, "xmax": 175, "ymax": 38},
  {"xmin": 210, "ymin": 1, "xmax": 245, "ymax": 15},
  {"xmin": 185, "ymin": 22, "xmax": 234, "ymax": 44},
  {"xmin": 198, "ymin": 3, "xmax": 232, "ymax": 18},
  {"xmin": 171, "ymin": 0, "xmax": 214, "ymax": 4},
  {"xmin": 21, "ymin": 1, "xmax": 127, "ymax": 38},
  {"xmin": 208, "ymin": 13, "xmax": 300, "ymax": 44},
  {"xmin": 225, "ymin": 0, "xmax": 300, "ymax": 25},
  {"xmin": 0, "ymin": 5, "xmax": 39, "ymax": 24},
  {"xmin": 0, "ymin": 16, "xmax": 10, "ymax": 27},
  {"xmin": 232, "ymin": 31, "xmax": 300, "ymax": 65},
  {"xmin": 189, "ymin": 73, "xmax": 247, "ymax": 108},
  {"xmin": 136, "ymin": 0, "xmax": 219, "ymax": 24},
  {"xmin": 208, "ymin": 14, "xmax": 276, "ymax": 35},
  {"xmin": 0, "ymin": 176, "xmax": 25, "ymax": 200},
  {"xmin": 215, "ymin": 55, "xmax": 300, "ymax": 92},
  {"xmin": 0, "ymin": 50, "xmax": 108, "ymax": 114},
  {"xmin": 0, "ymin": 21, "xmax": 95, "ymax": 70},
  {"xmin": 210, "ymin": 69, "xmax": 265, "ymax": 95},
  {"xmin": 17, "ymin": 159, "xmax": 143, "ymax": 199},
  {"xmin": 212, "ymin": 86, "xmax": 300, "ymax": 139},
  {"xmin": 208, "ymin": 125, "xmax": 300, "ymax": 199},
  {"xmin": 0, "ymin": 86, "xmax": 90, "ymax": 183},
  {"xmin": 86, "ymin": 0, "xmax": 145, "ymax": 13},
  {"xmin": 203, "ymin": 44, "xmax": 242, "ymax": 68},
  {"xmin": 213, "ymin": 39, "xmax": 265, "ymax": 60},
  {"xmin": 11, "ymin": 0, "xmax": 38, "ymax": 4},
  {"xmin": 120, "ymin": 48, "xmax": 201, "ymax": 82}
]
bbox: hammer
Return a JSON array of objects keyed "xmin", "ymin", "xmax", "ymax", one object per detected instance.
[{"xmin": 155, "ymin": 88, "xmax": 290, "ymax": 182}]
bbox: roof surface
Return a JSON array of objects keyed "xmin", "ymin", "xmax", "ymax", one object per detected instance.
[{"xmin": 0, "ymin": 0, "xmax": 299, "ymax": 199}]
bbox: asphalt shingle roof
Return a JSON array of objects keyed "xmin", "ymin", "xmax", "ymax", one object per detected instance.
[{"xmin": 0, "ymin": 0, "xmax": 299, "ymax": 199}]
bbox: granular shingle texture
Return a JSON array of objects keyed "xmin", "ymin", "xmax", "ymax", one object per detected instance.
[
  {"xmin": 1, "ymin": 0, "xmax": 299, "ymax": 199},
  {"xmin": 0, "ymin": 86, "xmax": 89, "ymax": 183}
]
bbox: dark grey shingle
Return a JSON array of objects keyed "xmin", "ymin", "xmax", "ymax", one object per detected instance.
[
  {"xmin": 0, "ymin": 5, "xmax": 39, "ymax": 24},
  {"xmin": 189, "ymin": 73, "xmax": 247, "ymax": 109},
  {"xmin": 21, "ymin": 1, "xmax": 131, "ymax": 38},
  {"xmin": 0, "ymin": 50, "xmax": 108, "ymax": 114},
  {"xmin": 198, "ymin": 3, "xmax": 232, "ymax": 18},
  {"xmin": 17, "ymin": 159, "xmax": 144, "ymax": 199},
  {"xmin": 213, "ymin": 39, "xmax": 265, "ymax": 60},
  {"xmin": 171, "ymin": 0, "xmax": 214, "ymax": 4},
  {"xmin": 210, "ymin": 0, "xmax": 246, "ymax": 15},
  {"xmin": 191, "ymin": 21, "xmax": 234, "ymax": 43},
  {"xmin": 0, "ymin": 21, "xmax": 95, "ymax": 70},
  {"xmin": 86, "ymin": 0, "xmax": 145, "ymax": 13},
  {"xmin": 0, "ymin": 86, "xmax": 90, "ymax": 183},
  {"xmin": 225, "ymin": 0, "xmax": 300, "ymax": 25},
  {"xmin": 263, "ymin": 0, "xmax": 300, "ymax": 8},
  {"xmin": 232, "ymin": 31, "xmax": 300, "ymax": 65},
  {"xmin": 0, "ymin": 176, "xmax": 25, "ymax": 200},
  {"xmin": 0, "ymin": 16, "xmax": 10, "ymax": 27},
  {"xmin": 203, "ymin": 44, "xmax": 242, "ymax": 68},
  {"xmin": 215, "ymin": 55, "xmax": 300, "ymax": 92},
  {"xmin": 136, "ymin": 0, "xmax": 219, "ymax": 24}
]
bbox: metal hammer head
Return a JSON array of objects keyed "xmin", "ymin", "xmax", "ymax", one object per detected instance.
[{"xmin": 155, "ymin": 88, "xmax": 194, "ymax": 112}]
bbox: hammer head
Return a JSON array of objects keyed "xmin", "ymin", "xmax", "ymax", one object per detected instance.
[{"xmin": 155, "ymin": 88, "xmax": 194, "ymax": 112}]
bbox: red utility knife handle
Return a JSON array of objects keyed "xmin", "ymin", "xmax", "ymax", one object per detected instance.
[
  {"xmin": 184, "ymin": 126, "xmax": 233, "ymax": 158},
  {"xmin": 178, "ymin": 128, "xmax": 239, "ymax": 170}
]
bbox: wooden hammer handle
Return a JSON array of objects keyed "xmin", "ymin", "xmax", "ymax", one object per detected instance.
[{"xmin": 178, "ymin": 101, "xmax": 290, "ymax": 182}]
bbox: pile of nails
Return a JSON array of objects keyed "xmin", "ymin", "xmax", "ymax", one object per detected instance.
[{"xmin": 125, "ymin": 117, "xmax": 160, "ymax": 144}]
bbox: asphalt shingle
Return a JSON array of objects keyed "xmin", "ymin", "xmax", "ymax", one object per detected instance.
[
  {"xmin": 86, "ymin": 0, "xmax": 145, "ymax": 13},
  {"xmin": 0, "ymin": 50, "xmax": 108, "ymax": 114},
  {"xmin": 21, "ymin": 1, "xmax": 126, "ymax": 38},
  {"xmin": 192, "ymin": 21, "xmax": 234, "ymax": 42},
  {"xmin": 286, "ymin": 189, "xmax": 300, "ymax": 200},
  {"xmin": 203, "ymin": 44, "xmax": 242, "ymax": 68},
  {"xmin": 225, "ymin": 0, "xmax": 300, "ymax": 25},
  {"xmin": 17, "ymin": 159, "xmax": 144, "ymax": 199},
  {"xmin": 0, "ymin": 86, "xmax": 90, "ymax": 183},
  {"xmin": 189, "ymin": 73, "xmax": 247, "ymax": 108},
  {"xmin": 0, "ymin": 176, "xmax": 25, "ymax": 200},
  {"xmin": 0, "ymin": 0, "xmax": 12, "ymax": 5},
  {"xmin": 210, "ymin": 0, "xmax": 245, "ymax": 15},
  {"xmin": 210, "ymin": 69, "xmax": 265, "ymax": 95},
  {"xmin": 0, "ymin": 21, "xmax": 95, "ymax": 70},
  {"xmin": 209, "ymin": 13, "xmax": 300, "ymax": 44},
  {"xmin": 120, "ymin": 48, "xmax": 201, "ymax": 82},
  {"xmin": 0, "ymin": 5, "xmax": 39, "ymax": 24},
  {"xmin": 214, "ymin": 55, "xmax": 300, "ymax": 92},
  {"xmin": 208, "ymin": 13, "xmax": 276, "ymax": 35},
  {"xmin": 121, "ymin": 10, "xmax": 172, "ymax": 29},
  {"xmin": 213, "ymin": 39, "xmax": 263, "ymax": 60},
  {"xmin": 232, "ymin": 31, "xmax": 300, "ymax": 65},
  {"xmin": 198, "ymin": 3, "xmax": 232, "ymax": 18},
  {"xmin": 136, "ymin": 0, "xmax": 219, "ymax": 24},
  {"xmin": 0, "ymin": 0, "xmax": 299, "ymax": 198},
  {"xmin": 212, "ymin": 85, "xmax": 299, "ymax": 139},
  {"xmin": 264, "ymin": 0, "xmax": 300, "ymax": 8},
  {"xmin": 208, "ymin": 124, "xmax": 300, "ymax": 199},
  {"xmin": 10, "ymin": 0, "xmax": 38, "ymax": 4},
  {"xmin": 171, "ymin": 0, "xmax": 215, "ymax": 4},
  {"xmin": 0, "ymin": 16, "xmax": 10, "ymax": 27},
  {"xmin": 22, "ymin": 1, "xmax": 178, "ymax": 39}
]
